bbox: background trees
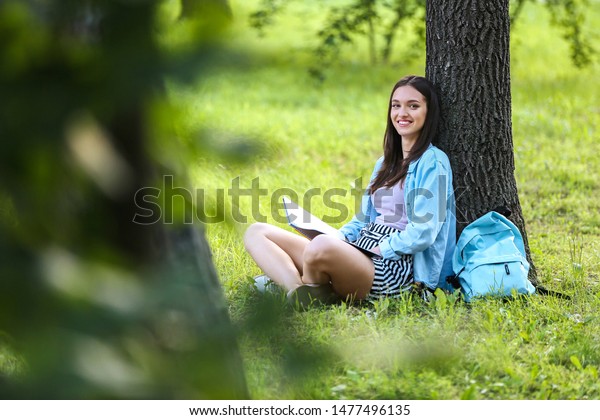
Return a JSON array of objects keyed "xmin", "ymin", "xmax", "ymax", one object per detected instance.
[{"xmin": 250, "ymin": 0, "xmax": 595, "ymax": 79}]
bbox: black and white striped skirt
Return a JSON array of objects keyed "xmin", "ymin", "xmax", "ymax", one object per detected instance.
[{"xmin": 352, "ymin": 223, "xmax": 414, "ymax": 298}]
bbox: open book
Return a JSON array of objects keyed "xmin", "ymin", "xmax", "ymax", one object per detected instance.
[{"xmin": 282, "ymin": 196, "xmax": 381, "ymax": 259}]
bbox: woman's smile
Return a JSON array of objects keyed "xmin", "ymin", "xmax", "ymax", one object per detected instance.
[{"xmin": 390, "ymin": 85, "xmax": 427, "ymax": 145}]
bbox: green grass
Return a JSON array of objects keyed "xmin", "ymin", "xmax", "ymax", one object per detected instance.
[{"xmin": 169, "ymin": 0, "xmax": 600, "ymax": 400}]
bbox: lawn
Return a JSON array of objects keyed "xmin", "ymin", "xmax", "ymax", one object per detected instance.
[{"xmin": 182, "ymin": 0, "xmax": 600, "ymax": 400}]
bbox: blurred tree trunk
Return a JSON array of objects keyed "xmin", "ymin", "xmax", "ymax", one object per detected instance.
[
  {"xmin": 0, "ymin": 0, "xmax": 248, "ymax": 399},
  {"xmin": 425, "ymin": 0, "xmax": 537, "ymax": 281},
  {"xmin": 108, "ymin": 110, "xmax": 249, "ymax": 399}
]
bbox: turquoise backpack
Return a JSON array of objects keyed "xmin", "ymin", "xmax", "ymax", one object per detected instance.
[{"xmin": 451, "ymin": 211, "xmax": 536, "ymax": 302}]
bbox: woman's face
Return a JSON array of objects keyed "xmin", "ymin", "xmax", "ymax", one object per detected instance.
[{"xmin": 390, "ymin": 85, "xmax": 428, "ymax": 145}]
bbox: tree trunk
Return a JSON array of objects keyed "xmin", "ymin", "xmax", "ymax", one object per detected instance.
[
  {"xmin": 154, "ymin": 223, "xmax": 250, "ymax": 399},
  {"xmin": 425, "ymin": 0, "xmax": 537, "ymax": 281},
  {"xmin": 108, "ymin": 109, "xmax": 249, "ymax": 399}
]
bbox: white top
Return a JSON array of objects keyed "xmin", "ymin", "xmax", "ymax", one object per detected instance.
[{"xmin": 371, "ymin": 182, "xmax": 408, "ymax": 231}]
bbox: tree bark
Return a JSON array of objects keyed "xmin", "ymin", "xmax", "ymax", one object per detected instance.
[{"xmin": 425, "ymin": 0, "xmax": 537, "ymax": 281}]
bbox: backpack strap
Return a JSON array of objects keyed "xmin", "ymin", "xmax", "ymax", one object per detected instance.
[
  {"xmin": 446, "ymin": 269, "xmax": 464, "ymax": 289},
  {"xmin": 534, "ymin": 284, "xmax": 571, "ymax": 300}
]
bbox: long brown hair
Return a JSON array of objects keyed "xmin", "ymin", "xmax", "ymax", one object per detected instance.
[{"xmin": 369, "ymin": 75, "xmax": 440, "ymax": 192}]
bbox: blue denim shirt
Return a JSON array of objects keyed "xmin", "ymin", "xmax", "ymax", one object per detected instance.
[{"xmin": 339, "ymin": 145, "xmax": 456, "ymax": 290}]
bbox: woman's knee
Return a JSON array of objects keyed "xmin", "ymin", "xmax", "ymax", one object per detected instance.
[
  {"xmin": 303, "ymin": 235, "xmax": 337, "ymax": 268},
  {"xmin": 243, "ymin": 222, "xmax": 270, "ymax": 250}
]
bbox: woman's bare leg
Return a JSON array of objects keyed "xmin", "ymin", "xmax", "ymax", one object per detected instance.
[
  {"xmin": 302, "ymin": 235, "xmax": 375, "ymax": 300},
  {"xmin": 244, "ymin": 223, "xmax": 375, "ymax": 300},
  {"xmin": 243, "ymin": 223, "xmax": 309, "ymax": 291}
]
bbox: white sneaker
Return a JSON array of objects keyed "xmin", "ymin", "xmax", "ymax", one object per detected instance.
[{"xmin": 253, "ymin": 274, "xmax": 280, "ymax": 294}]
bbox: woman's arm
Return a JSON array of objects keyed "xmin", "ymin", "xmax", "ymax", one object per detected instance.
[{"xmin": 378, "ymin": 155, "xmax": 452, "ymax": 259}]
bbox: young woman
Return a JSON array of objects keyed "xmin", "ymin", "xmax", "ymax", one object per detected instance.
[{"xmin": 244, "ymin": 75, "xmax": 456, "ymax": 306}]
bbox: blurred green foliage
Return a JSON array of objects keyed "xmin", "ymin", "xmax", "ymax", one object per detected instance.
[
  {"xmin": 0, "ymin": 0, "xmax": 249, "ymax": 399},
  {"xmin": 249, "ymin": 0, "xmax": 596, "ymax": 79}
]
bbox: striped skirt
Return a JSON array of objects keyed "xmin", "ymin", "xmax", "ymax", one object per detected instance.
[{"xmin": 352, "ymin": 223, "xmax": 414, "ymax": 298}]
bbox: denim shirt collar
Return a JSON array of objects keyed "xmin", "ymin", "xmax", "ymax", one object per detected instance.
[{"xmin": 406, "ymin": 143, "xmax": 433, "ymax": 174}]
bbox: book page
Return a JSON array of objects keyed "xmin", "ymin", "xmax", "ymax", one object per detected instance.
[
  {"xmin": 282, "ymin": 196, "xmax": 381, "ymax": 258},
  {"xmin": 282, "ymin": 196, "xmax": 340, "ymax": 237}
]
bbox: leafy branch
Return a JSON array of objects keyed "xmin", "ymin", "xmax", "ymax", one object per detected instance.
[{"xmin": 249, "ymin": 0, "xmax": 596, "ymax": 79}]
